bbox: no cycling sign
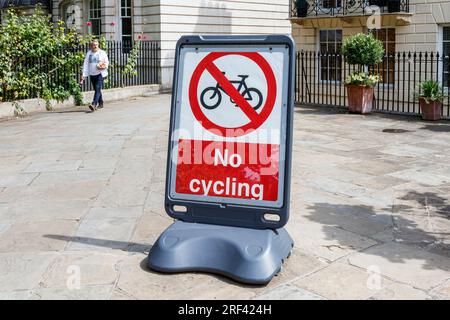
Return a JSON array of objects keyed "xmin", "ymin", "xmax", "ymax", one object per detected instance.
[
  {"xmin": 148, "ymin": 35, "xmax": 295, "ymax": 285},
  {"xmin": 164, "ymin": 35, "xmax": 295, "ymax": 229},
  {"xmin": 189, "ymin": 51, "xmax": 277, "ymax": 136}
]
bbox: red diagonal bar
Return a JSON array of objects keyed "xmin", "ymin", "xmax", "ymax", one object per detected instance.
[{"xmin": 205, "ymin": 62, "xmax": 260, "ymax": 121}]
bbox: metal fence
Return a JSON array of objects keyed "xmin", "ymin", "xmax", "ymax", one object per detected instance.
[
  {"xmin": 82, "ymin": 41, "xmax": 161, "ymax": 91},
  {"xmin": 295, "ymin": 50, "xmax": 450, "ymax": 118},
  {"xmin": 289, "ymin": 0, "xmax": 410, "ymax": 18},
  {"xmin": 8, "ymin": 40, "xmax": 160, "ymax": 101}
]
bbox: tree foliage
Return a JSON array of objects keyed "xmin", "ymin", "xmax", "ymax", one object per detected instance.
[
  {"xmin": 0, "ymin": 5, "xmax": 88, "ymax": 106},
  {"xmin": 342, "ymin": 33, "xmax": 385, "ymax": 67}
]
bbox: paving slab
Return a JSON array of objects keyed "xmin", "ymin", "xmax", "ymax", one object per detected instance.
[
  {"xmin": 287, "ymin": 216, "xmax": 378, "ymax": 262},
  {"xmin": 0, "ymin": 200, "xmax": 90, "ymax": 224},
  {"xmin": 347, "ymin": 242, "xmax": 450, "ymax": 291},
  {"xmin": 369, "ymin": 282, "xmax": 433, "ymax": 300},
  {"xmin": 0, "ymin": 220, "xmax": 79, "ymax": 252},
  {"xmin": 29, "ymin": 285, "xmax": 113, "ymax": 300},
  {"xmin": 0, "ymin": 252, "xmax": 57, "ymax": 292},
  {"xmin": 294, "ymin": 262, "xmax": 394, "ymax": 300},
  {"xmin": 30, "ymin": 169, "xmax": 113, "ymax": 186},
  {"xmin": 24, "ymin": 160, "xmax": 82, "ymax": 173},
  {"xmin": 254, "ymin": 284, "xmax": 325, "ymax": 300},
  {"xmin": 38, "ymin": 252, "xmax": 125, "ymax": 289},
  {"xmin": 0, "ymin": 181, "xmax": 106, "ymax": 203},
  {"xmin": 0, "ymin": 173, "xmax": 39, "ymax": 188},
  {"xmin": 67, "ymin": 217, "xmax": 138, "ymax": 252},
  {"xmin": 429, "ymin": 279, "xmax": 450, "ymax": 300},
  {"xmin": 0, "ymin": 290, "xmax": 33, "ymax": 300}
]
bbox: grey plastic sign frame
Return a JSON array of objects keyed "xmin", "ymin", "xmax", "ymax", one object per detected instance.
[
  {"xmin": 169, "ymin": 46, "xmax": 288, "ymax": 208},
  {"xmin": 164, "ymin": 35, "xmax": 295, "ymax": 230}
]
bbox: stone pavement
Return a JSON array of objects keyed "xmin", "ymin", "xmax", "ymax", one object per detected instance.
[{"xmin": 0, "ymin": 94, "xmax": 449, "ymax": 300}]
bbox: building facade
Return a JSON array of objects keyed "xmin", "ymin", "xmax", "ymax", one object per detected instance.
[
  {"xmin": 290, "ymin": 0, "xmax": 450, "ymax": 116},
  {"xmin": 290, "ymin": 0, "xmax": 450, "ymax": 53},
  {"xmin": 51, "ymin": 0, "xmax": 291, "ymax": 88},
  {"xmin": 1, "ymin": 1, "xmax": 291, "ymax": 88}
]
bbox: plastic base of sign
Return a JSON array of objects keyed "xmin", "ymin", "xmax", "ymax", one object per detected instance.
[{"xmin": 147, "ymin": 221, "xmax": 294, "ymax": 285}]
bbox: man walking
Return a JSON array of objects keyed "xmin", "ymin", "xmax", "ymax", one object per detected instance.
[{"xmin": 81, "ymin": 39, "xmax": 109, "ymax": 112}]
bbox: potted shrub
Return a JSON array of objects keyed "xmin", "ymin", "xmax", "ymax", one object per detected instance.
[
  {"xmin": 342, "ymin": 33, "xmax": 384, "ymax": 114},
  {"xmin": 296, "ymin": 0, "xmax": 309, "ymax": 17},
  {"xmin": 417, "ymin": 80, "xmax": 446, "ymax": 121},
  {"xmin": 345, "ymin": 73, "xmax": 381, "ymax": 114},
  {"xmin": 387, "ymin": 0, "xmax": 401, "ymax": 12}
]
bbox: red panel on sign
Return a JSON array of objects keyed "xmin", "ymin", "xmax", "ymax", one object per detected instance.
[{"xmin": 175, "ymin": 139, "xmax": 279, "ymax": 201}]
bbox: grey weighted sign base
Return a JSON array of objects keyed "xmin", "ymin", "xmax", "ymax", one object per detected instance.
[{"xmin": 147, "ymin": 221, "xmax": 294, "ymax": 285}]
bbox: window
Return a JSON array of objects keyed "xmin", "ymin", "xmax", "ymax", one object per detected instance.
[
  {"xmin": 371, "ymin": 28, "xmax": 395, "ymax": 84},
  {"xmin": 319, "ymin": 29, "xmax": 342, "ymax": 82},
  {"xmin": 443, "ymin": 27, "xmax": 450, "ymax": 88},
  {"xmin": 121, "ymin": 0, "xmax": 133, "ymax": 49},
  {"xmin": 89, "ymin": 0, "xmax": 102, "ymax": 36}
]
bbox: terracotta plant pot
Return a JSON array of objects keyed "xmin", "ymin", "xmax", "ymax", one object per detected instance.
[
  {"xmin": 346, "ymin": 84, "xmax": 374, "ymax": 114},
  {"xmin": 419, "ymin": 97, "xmax": 442, "ymax": 121}
]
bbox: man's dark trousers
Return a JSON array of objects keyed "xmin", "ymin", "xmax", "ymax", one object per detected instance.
[{"xmin": 90, "ymin": 74, "xmax": 104, "ymax": 106}]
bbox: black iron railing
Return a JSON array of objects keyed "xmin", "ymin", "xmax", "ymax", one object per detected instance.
[
  {"xmin": 82, "ymin": 41, "xmax": 161, "ymax": 92},
  {"xmin": 290, "ymin": 0, "xmax": 409, "ymax": 18},
  {"xmin": 295, "ymin": 51, "xmax": 450, "ymax": 118},
  {"xmin": 8, "ymin": 40, "xmax": 160, "ymax": 101}
]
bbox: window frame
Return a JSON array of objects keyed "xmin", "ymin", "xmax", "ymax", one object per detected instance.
[
  {"xmin": 316, "ymin": 28, "xmax": 343, "ymax": 84},
  {"xmin": 88, "ymin": 0, "xmax": 102, "ymax": 36},
  {"xmin": 120, "ymin": 0, "xmax": 133, "ymax": 43},
  {"xmin": 439, "ymin": 25, "xmax": 450, "ymax": 91},
  {"xmin": 370, "ymin": 27, "xmax": 396, "ymax": 88}
]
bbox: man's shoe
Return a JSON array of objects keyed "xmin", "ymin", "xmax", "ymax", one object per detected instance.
[
  {"xmin": 98, "ymin": 102, "xmax": 104, "ymax": 109},
  {"xmin": 88, "ymin": 104, "xmax": 97, "ymax": 112}
]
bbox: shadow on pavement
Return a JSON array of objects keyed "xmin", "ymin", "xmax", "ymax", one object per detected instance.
[
  {"xmin": 49, "ymin": 110, "xmax": 92, "ymax": 114},
  {"xmin": 304, "ymin": 190, "xmax": 450, "ymax": 271},
  {"xmin": 295, "ymin": 104, "xmax": 349, "ymax": 115},
  {"xmin": 43, "ymin": 234, "xmax": 151, "ymax": 253},
  {"xmin": 420, "ymin": 124, "xmax": 450, "ymax": 132},
  {"xmin": 138, "ymin": 256, "xmax": 266, "ymax": 288}
]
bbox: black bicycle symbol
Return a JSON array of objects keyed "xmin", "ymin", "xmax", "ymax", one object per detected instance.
[{"xmin": 200, "ymin": 72, "xmax": 263, "ymax": 111}]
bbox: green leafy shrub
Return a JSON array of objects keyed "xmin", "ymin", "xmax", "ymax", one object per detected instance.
[
  {"xmin": 416, "ymin": 80, "xmax": 446, "ymax": 103},
  {"xmin": 345, "ymin": 72, "xmax": 381, "ymax": 88},
  {"xmin": 342, "ymin": 33, "xmax": 384, "ymax": 87},
  {"xmin": 123, "ymin": 40, "xmax": 141, "ymax": 78},
  {"xmin": 0, "ymin": 5, "xmax": 88, "ymax": 106},
  {"xmin": 342, "ymin": 33, "xmax": 384, "ymax": 67}
]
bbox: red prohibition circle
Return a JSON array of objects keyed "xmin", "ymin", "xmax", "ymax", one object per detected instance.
[{"xmin": 189, "ymin": 52, "xmax": 277, "ymax": 137}]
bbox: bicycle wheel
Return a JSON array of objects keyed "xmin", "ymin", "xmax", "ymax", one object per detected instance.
[
  {"xmin": 244, "ymin": 88, "xmax": 263, "ymax": 111},
  {"xmin": 200, "ymin": 87, "xmax": 222, "ymax": 110}
]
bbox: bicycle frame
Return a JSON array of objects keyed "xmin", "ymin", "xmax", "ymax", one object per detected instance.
[{"xmin": 212, "ymin": 78, "xmax": 254, "ymax": 101}]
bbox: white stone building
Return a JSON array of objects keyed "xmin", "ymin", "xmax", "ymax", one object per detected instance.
[{"xmin": 13, "ymin": 0, "xmax": 290, "ymax": 88}]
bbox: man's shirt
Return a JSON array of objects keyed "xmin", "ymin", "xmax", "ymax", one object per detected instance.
[{"xmin": 82, "ymin": 49, "xmax": 109, "ymax": 78}]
